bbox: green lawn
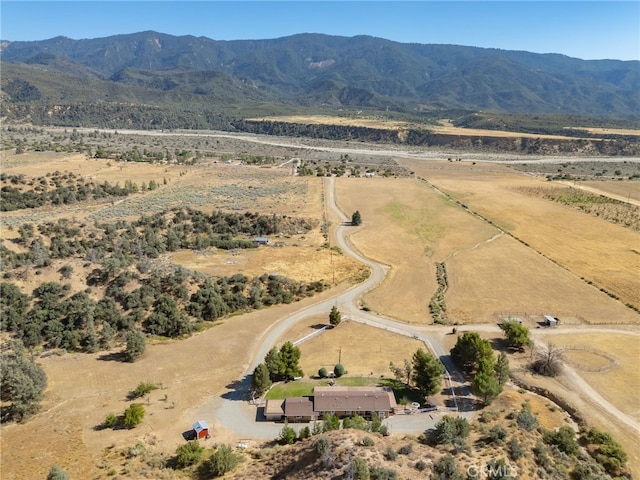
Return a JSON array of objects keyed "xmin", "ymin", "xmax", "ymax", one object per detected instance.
[
  {"xmin": 264, "ymin": 381, "xmax": 315, "ymax": 399},
  {"xmin": 264, "ymin": 376, "xmax": 423, "ymax": 403}
]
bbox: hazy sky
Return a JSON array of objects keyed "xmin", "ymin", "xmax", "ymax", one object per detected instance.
[{"xmin": 1, "ymin": 1, "xmax": 638, "ymax": 61}]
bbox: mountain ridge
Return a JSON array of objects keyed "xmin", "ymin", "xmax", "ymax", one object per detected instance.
[{"xmin": 1, "ymin": 31, "xmax": 638, "ymax": 119}]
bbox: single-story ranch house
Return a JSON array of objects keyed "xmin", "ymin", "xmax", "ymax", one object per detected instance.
[{"xmin": 264, "ymin": 386, "xmax": 397, "ymax": 422}]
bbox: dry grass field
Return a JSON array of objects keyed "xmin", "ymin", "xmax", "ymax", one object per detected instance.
[
  {"xmin": 538, "ymin": 332, "xmax": 640, "ymax": 421},
  {"xmin": 581, "ymin": 180, "xmax": 640, "ymax": 203},
  {"xmin": 445, "ymin": 233, "xmax": 639, "ymax": 323},
  {"xmin": 400, "ymin": 158, "xmax": 640, "ymax": 317},
  {"xmin": 334, "ymin": 177, "xmax": 497, "ymax": 323},
  {"xmin": 289, "ymin": 320, "xmax": 426, "ymax": 378}
]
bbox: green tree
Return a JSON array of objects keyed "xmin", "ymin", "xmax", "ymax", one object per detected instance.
[
  {"xmin": 318, "ymin": 367, "xmax": 328, "ymax": 378},
  {"xmin": 174, "ymin": 440, "xmax": 204, "ymax": 468},
  {"xmin": 145, "ymin": 294, "xmax": 192, "ymax": 337},
  {"xmin": 451, "ymin": 331, "xmax": 493, "ymax": 373},
  {"xmin": 334, "ymin": 363, "xmax": 345, "ymax": 377},
  {"xmin": 124, "ymin": 329, "xmax": 146, "ymax": 362},
  {"xmin": 351, "ymin": 210, "xmax": 362, "ymax": 226},
  {"xmin": 122, "ymin": 403, "xmax": 145, "ymax": 428},
  {"xmin": 264, "ymin": 346, "xmax": 283, "ymax": 380},
  {"xmin": 251, "ymin": 363, "xmax": 272, "ymax": 396},
  {"xmin": 206, "ymin": 444, "xmax": 240, "ymax": 477},
  {"xmin": 0, "ymin": 341, "xmax": 47, "ymax": 421},
  {"xmin": 278, "ymin": 341, "xmax": 303, "ymax": 380},
  {"xmin": 473, "ymin": 369, "xmax": 502, "ymax": 405},
  {"xmin": 46, "ymin": 465, "xmax": 69, "ymax": 480},
  {"xmin": 501, "ymin": 321, "xmax": 531, "ymax": 351},
  {"xmin": 329, "ymin": 305, "xmax": 342, "ymax": 326},
  {"xmin": 495, "ymin": 351, "xmax": 510, "ymax": 386},
  {"xmin": 411, "ymin": 348, "xmax": 445, "ymax": 396}
]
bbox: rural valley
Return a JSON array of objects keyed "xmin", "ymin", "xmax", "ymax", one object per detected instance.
[{"xmin": 1, "ymin": 28, "xmax": 640, "ymax": 480}]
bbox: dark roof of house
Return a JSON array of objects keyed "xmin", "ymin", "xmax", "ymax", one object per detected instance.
[
  {"xmin": 312, "ymin": 386, "xmax": 397, "ymax": 413},
  {"xmin": 284, "ymin": 397, "xmax": 315, "ymax": 417}
]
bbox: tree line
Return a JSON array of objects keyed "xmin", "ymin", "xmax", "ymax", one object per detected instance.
[{"xmin": 0, "ymin": 171, "xmax": 162, "ymax": 212}]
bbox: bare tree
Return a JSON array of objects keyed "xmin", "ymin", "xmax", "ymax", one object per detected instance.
[{"xmin": 531, "ymin": 343, "xmax": 564, "ymax": 377}]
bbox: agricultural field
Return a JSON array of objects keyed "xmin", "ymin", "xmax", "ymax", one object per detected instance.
[{"xmin": 400, "ymin": 158, "xmax": 640, "ymax": 316}]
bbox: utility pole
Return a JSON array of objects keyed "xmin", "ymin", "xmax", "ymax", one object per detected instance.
[{"xmin": 338, "ymin": 347, "xmax": 342, "ymax": 364}]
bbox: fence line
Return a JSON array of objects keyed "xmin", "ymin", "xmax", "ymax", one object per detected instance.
[
  {"xmin": 557, "ymin": 345, "xmax": 618, "ymax": 373},
  {"xmin": 292, "ymin": 325, "xmax": 331, "ymax": 346}
]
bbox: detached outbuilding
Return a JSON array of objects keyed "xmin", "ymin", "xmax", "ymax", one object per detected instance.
[
  {"xmin": 192, "ymin": 420, "xmax": 210, "ymax": 440},
  {"xmin": 544, "ymin": 315, "xmax": 559, "ymax": 327}
]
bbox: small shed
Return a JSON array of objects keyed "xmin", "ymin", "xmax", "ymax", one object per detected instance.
[
  {"xmin": 192, "ymin": 420, "xmax": 210, "ymax": 440},
  {"xmin": 544, "ymin": 315, "xmax": 559, "ymax": 327},
  {"xmin": 254, "ymin": 237, "xmax": 270, "ymax": 245}
]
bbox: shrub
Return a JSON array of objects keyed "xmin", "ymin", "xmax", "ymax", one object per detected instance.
[
  {"xmin": 507, "ymin": 438, "xmax": 524, "ymax": 460},
  {"xmin": 433, "ymin": 415, "xmax": 470, "ymax": 446},
  {"xmin": 46, "ymin": 465, "xmax": 69, "ymax": 480},
  {"xmin": 206, "ymin": 444, "xmax": 240, "ymax": 477},
  {"xmin": 322, "ymin": 412, "xmax": 340, "ymax": 432},
  {"xmin": 415, "ymin": 459, "xmax": 427, "ymax": 471},
  {"xmin": 122, "ymin": 403, "xmax": 145, "ymax": 428},
  {"xmin": 103, "ymin": 412, "xmax": 118, "ymax": 429},
  {"xmin": 361, "ymin": 436, "xmax": 375, "ymax": 447},
  {"xmin": 488, "ymin": 425, "xmax": 508, "ymax": 444},
  {"xmin": 345, "ymin": 457, "xmax": 370, "ymax": 480},
  {"xmin": 431, "ymin": 455, "xmax": 464, "ymax": 480},
  {"xmin": 479, "ymin": 409, "xmax": 499, "ymax": 423},
  {"xmin": 318, "ymin": 367, "xmax": 328, "ymax": 378},
  {"xmin": 279, "ymin": 424, "xmax": 297, "ymax": 445},
  {"xmin": 544, "ymin": 426, "xmax": 579, "ymax": 455},
  {"xmin": 131, "ymin": 381, "xmax": 158, "ymax": 399},
  {"xmin": 384, "ymin": 446, "xmax": 397, "ymax": 461},
  {"xmin": 398, "ymin": 443, "xmax": 413, "ymax": 455},
  {"xmin": 174, "ymin": 440, "xmax": 203, "ymax": 468},
  {"xmin": 298, "ymin": 426, "xmax": 311, "ymax": 440},
  {"xmin": 125, "ymin": 329, "xmax": 146, "ymax": 362},
  {"xmin": 334, "ymin": 363, "xmax": 345, "ymax": 377},
  {"xmin": 516, "ymin": 403, "xmax": 538, "ymax": 431},
  {"xmin": 369, "ymin": 466, "xmax": 397, "ymax": 480},
  {"xmin": 313, "ymin": 435, "xmax": 331, "ymax": 456}
]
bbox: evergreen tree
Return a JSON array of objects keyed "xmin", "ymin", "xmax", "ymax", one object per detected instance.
[
  {"xmin": 329, "ymin": 305, "xmax": 342, "ymax": 326},
  {"xmin": 251, "ymin": 363, "xmax": 272, "ymax": 396},
  {"xmin": 495, "ymin": 351, "xmax": 510, "ymax": 385},
  {"xmin": 411, "ymin": 348, "xmax": 445, "ymax": 396},
  {"xmin": 451, "ymin": 331, "xmax": 493, "ymax": 373},
  {"xmin": 351, "ymin": 210, "xmax": 362, "ymax": 226},
  {"xmin": 501, "ymin": 321, "xmax": 531, "ymax": 351},
  {"xmin": 473, "ymin": 369, "xmax": 502, "ymax": 405}
]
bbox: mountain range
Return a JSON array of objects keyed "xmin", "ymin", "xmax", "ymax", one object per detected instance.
[{"xmin": 1, "ymin": 31, "xmax": 638, "ymax": 121}]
